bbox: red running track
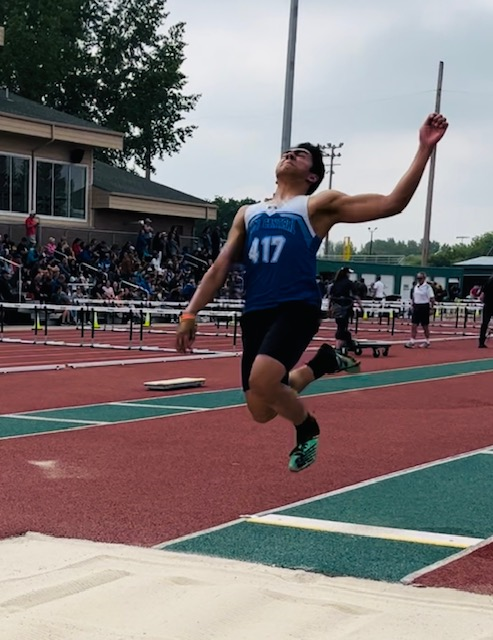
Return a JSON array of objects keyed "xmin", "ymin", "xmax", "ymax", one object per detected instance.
[{"xmin": 1, "ymin": 332, "xmax": 492, "ymax": 594}]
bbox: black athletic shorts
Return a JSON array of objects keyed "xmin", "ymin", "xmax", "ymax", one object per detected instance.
[
  {"xmin": 412, "ymin": 303, "xmax": 431, "ymax": 326},
  {"xmin": 240, "ymin": 301, "xmax": 321, "ymax": 391}
]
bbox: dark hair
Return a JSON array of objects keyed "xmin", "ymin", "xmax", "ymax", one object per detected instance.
[
  {"xmin": 296, "ymin": 142, "xmax": 325, "ymax": 194},
  {"xmin": 334, "ymin": 267, "xmax": 351, "ymax": 282}
]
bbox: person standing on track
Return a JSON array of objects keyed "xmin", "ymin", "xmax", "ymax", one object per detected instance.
[
  {"xmin": 329, "ymin": 267, "xmax": 364, "ymax": 352},
  {"xmin": 176, "ymin": 113, "xmax": 448, "ymax": 472},
  {"xmin": 478, "ymin": 275, "xmax": 493, "ymax": 348},
  {"xmin": 405, "ymin": 271, "xmax": 436, "ymax": 348}
]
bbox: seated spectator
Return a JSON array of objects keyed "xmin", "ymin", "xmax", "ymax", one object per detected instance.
[
  {"xmin": 0, "ymin": 270, "xmax": 16, "ymax": 302},
  {"xmin": 181, "ymin": 278, "xmax": 197, "ymax": 301},
  {"xmin": 44, "ymin": 237, "xmax": 57, "ymax": 257},
  {"xmin": 102, "ymin": 279, "xmax": 116, "ymax": 300},
  {"xmin": 72, "ymin": 238, "xmax": 83, "ymax": 259}
]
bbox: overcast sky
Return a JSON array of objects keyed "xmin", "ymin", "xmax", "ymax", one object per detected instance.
[{"xmin": 155, "ymin": 0, "xmax": 493, "ymax": 249}]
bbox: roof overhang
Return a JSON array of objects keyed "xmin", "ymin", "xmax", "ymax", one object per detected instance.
[
  {"xmin": 92, "ymin": 188, "xmax": 217, "ymax": 221},
  {"xmin": 0, "ymin": 112, "xmax": 123, "ymax": 150}
]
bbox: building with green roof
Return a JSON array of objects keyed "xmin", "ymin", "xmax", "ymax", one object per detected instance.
[{"xmin": 0, "ymin": 89, "xmax": 216, "ymax": 247}]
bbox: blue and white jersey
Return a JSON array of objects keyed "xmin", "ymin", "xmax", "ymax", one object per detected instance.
[{"xmin": 242, "ymin": 195, "xmax": 322, "ymax": 312}]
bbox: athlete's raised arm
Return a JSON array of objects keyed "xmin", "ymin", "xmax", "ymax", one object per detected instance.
[{"xmin": 310, "ymin": 113, "xmax": 448, "ymax": 229}]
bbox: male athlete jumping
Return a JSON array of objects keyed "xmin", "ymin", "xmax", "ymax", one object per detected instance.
[{"xmin": 177, "ymin": 113, "xmax": 448, "ymax": 472}]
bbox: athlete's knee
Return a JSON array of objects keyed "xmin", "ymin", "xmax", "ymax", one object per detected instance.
[
  {"xmin": 248, "ymin": 370, "xmax": 278, "ymax": 400},
  {"xmin": 245, "ymin": 392, "xmax": 277, "ymax": 423},
  {"xmin": 249, "ymin": 406, "xmax": 277, "ymax": 424}
]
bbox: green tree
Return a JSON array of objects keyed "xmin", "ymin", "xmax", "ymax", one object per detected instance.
[
  {"xmin": 0, "ymin": 0, "xmax": 198, "ymax": 174},
  {"xmin": 0, "ymin": 0, "xmax": 87, "ymax": 109},
  {"xmin": 87, "ymin": 0, "xmax": 199, "ymax": 175},
  {"xmin": 429, "ymin": 231, "xmax": 493, "ymax": 267},
  {"xmin": 211, "ymin": 196, "xmax": 256, "ymax": 230},
  {"xmin": 466, "ymin": 231, "xmax": 493, "ymax": 258},
  {"xmin": 358, "ymin": 237, "xmax": 440, "ymax": 258},
  {"xmin": 428, "ymin": 244, "xmax": 467, "ymax": 267}
]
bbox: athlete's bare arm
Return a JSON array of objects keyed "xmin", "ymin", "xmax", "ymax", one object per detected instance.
[
  {"xmin": 176, "ymin": 207, "xmax": 246, "ymax": 352},
  {"xmin": 309, "ymin": 113, "xmax": 448, "ymax": 235}
]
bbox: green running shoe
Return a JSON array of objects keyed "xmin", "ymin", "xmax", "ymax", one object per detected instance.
[
  {"xmin": 288, "ymin": 437, "xmax": 319, "ymax": 472},
  {"xmin": 335, "ymin": 351, "xmax": 361, "ymax": 374}
]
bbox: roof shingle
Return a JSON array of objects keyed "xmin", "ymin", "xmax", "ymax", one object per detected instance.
[
  {"xmin": 0, "ymin": 89, "xmax": 118, "ymax": 133},
  {"xmin": 93, "ymin": 161, "xmax": 210, "ymax": 206}
]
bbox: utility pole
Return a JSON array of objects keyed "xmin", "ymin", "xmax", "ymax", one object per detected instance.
[
  {"xmin": 321, "ymin": 142, "xmax": 344, "ymax": 256},
  {"xmin": 421, "ymin": 61, "xmax": 444, "ymax": 266},
  {"xmin": 368, "ymin": 227, "xmax": 378, "ymax": 256},
  {"xmin": 280, "ymin": 0, "xmax": 299, "ymax": 153}
]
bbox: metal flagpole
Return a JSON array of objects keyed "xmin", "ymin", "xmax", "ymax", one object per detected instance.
[
  {"xmin": 421, "ymin": 60, "xmax": 444, "ymax": 266},
  {"xmin": 280, "ymin": 0, "xmax": 299, "ymax": 153}
]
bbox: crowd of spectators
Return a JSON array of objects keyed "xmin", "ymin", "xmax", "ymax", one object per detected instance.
[
  {"xmin": 1, "ymin": 216, "xmax": 473, "ymax": 314},
  {"xmin": 0, "ymin": 218, "xmax": 245, "ymax": 314}
]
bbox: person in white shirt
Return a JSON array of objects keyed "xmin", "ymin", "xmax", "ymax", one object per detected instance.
[
  {"xmin": 405, "ymin": 271, "xmax": 435, "ymax": 348},
  {"xmin": 371, "ymin": 275, "xmax": 385, "ymax": 300}
]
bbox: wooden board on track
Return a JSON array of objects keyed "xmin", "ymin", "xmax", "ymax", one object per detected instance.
[{"xmin": 144, "ymin": 377, "xmax": 206, "ymax": 391}]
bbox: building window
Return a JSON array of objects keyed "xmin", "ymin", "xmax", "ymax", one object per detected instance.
[
  {"xmin": 0, "ymin": 153, "xmax": 30, "ymax": 214},
  {"xmin": 35, "ymin": 160, "xmax": 87, "ymax": 219}
]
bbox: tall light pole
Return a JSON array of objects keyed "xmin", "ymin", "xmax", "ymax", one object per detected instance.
[
  {"xmin": 280, "ymin": 0, "xmax": 299, "ymax": 153},
  {"xmin": 368, "ymin": 227, "xmax": 378, "ymax": 256},
  {"xmin": 321, "ymin": 142, "xmax": 344, "ymax": 256},
  {"xmin": 421, "ymin": 60, "xmax": 444, "ymax": 266}
]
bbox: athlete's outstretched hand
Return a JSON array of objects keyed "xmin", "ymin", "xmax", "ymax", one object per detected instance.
[
  {"xmin": 176, "ymin": 313, "xmax": 197, "ymax": 353},
  {"xmin": 419, "ymin": 113, "xmax": 448, "ymax": 147}
]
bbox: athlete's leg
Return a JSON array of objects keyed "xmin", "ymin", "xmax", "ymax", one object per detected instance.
[
  {"xmin": 245, "ymin": 355, "xmax": 328, "ymax": 422},
  {"xmin": 247, "ymin": 355, "xmax": 309, "ymax": 425},
  {"xmin": 479, "ymin": 308, "xmax": 492, "ymax": 347},
  {"xmin": 247, "ymin": 354, "xmax": 321, "ymax": 472},
  {"xmin": 246, "ymin": 342, "xmax": 357, "ymax": 422},
  {"xmin": 334, "ymin": 317, "xmax": 348, "ymax": 349},
  {"xmin": 244, "ymin": 304, "xmax": 360, "ymax": 472},
  {"xmin": 411, "ymin": 322, "xmax": 418, "ymax": 339}
]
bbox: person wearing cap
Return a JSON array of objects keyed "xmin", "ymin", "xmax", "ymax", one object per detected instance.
[
  {"xmin": 176, "ymin": 113, "xmax": 448, "ymax": 473},
  {"xmin": 329, "ymin": 267, "xmax": 364, "ymax": 351}
]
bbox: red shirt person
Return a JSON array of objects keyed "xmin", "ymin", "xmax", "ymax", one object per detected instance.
[{"xmin": 25, "ymin": 213, "xmax": 39, "ymax": 244}]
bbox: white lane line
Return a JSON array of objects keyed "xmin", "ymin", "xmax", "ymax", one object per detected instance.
[
  {"xmin": 242, "ymin": 514, "xmax": 483, "ymax": 549},
  {"xmin": 157, "ymin": 446, "xmax": 492, "ymax": 548},
  {"xmin": 4, "ymin": 357, "xmax": 492, "ymax": 416},
  {"xmin": 401, "ymin": 534, "xmax": 493, "ymax": 585},
  {"xmin": 253, "ymin": 448, "xmax": 493, "ymax": 518},
  {"xmin": 1, "ymin": 414, "xmax": 102, "ymax": 424}
]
